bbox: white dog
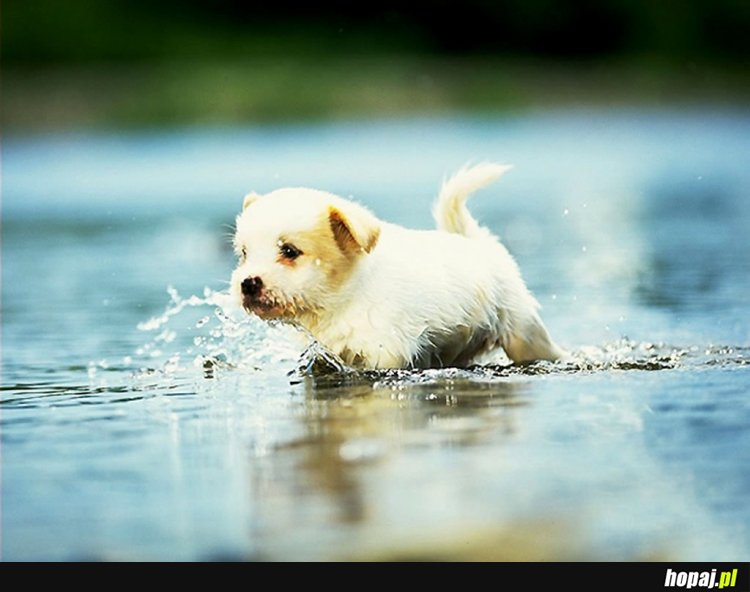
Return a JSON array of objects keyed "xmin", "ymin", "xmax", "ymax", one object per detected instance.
[{"xmin": 231, "ymin": 163, "xmax": 565, "ymax": 369}]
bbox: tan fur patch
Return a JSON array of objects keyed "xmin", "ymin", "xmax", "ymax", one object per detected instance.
[
  {"xmin": 242, "ymin": 192, "xmax": 262, "ymax": 210},
  {"xmin": 286, "ymin": 212, "xmax": 361, "ymax": 295},
  {"xmin": 328, "ymin": 204, "xmax": 380, "ymax": 255}
]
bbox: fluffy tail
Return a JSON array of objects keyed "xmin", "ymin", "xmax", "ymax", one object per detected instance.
[{"xmin": 433, "ymin": 162, "xmax": 513, "ymax": 240}]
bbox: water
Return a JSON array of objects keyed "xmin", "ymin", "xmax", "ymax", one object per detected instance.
[{"xmin": 2, "ymin": 108, "xmax": 750, "ymax": 561}]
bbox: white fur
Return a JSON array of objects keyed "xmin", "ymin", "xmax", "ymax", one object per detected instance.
[{"xmin": 231, "ymin": 163, "xmax": 565, "ymax": 369}]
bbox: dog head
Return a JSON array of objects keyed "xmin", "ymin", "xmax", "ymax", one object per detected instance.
[{"xmin": 231, "ymin": 188, "xmax": 381, "ymax": 322}]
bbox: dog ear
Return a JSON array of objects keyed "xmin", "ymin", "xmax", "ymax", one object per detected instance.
[
  {"xmin": 329, "ymin": 202, "xmax": 381, "ymax": 254},
  {"xmin": 242, "ymin": 192, "xmax": 261, "ymax": 210}
]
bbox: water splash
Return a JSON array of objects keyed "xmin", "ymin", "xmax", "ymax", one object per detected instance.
[
  {"xmin": 290, "ymin": 336, "xmax": 749, "ymax": 395},
  {"xmin": 104, "ymin": 285, "xmax": 749, "ymax": 394},
  {"xmin": 115, "ymin": 286, "xmax": 303, "ymax": 384}
]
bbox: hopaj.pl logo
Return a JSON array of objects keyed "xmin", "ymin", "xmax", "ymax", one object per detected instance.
[{"xmin": 665, "ymin": 568, "xmax": 739, "ymax": 589}]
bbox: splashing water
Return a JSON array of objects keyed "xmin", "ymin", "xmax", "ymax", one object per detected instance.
[
  {"xmin": 117, "ymin": 285, "xmax": 749, "ymax": 394},
  {"xmin": 85, "ymin": 285, "xmax": 304, "ymax": 390}
]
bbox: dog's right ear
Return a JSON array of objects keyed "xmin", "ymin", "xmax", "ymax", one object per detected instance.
[
  {"xmin": 242, "ymin": 192, "xmax": 261, "ymax": 210},
  {"xmin": 328, "ymin": 202, "xmax": 381, "ymax": 255}
]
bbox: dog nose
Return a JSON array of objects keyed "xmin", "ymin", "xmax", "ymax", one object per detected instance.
[{"xmin": 241, "ymin": 276, "xmax": 263, "ymax": 297}]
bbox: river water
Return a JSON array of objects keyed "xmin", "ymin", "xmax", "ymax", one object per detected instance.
[{"xmin": 2, "ymin": 108, "xmax": 749, "ymax": 560}]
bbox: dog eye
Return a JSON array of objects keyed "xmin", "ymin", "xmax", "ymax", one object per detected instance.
[
  {"xmin": 239, "ymin": 246, "xmax": 248, "ymax": 261},
  {"xmin": 279, "ymin": 242, "xmax": 302, "ymax": 260}
]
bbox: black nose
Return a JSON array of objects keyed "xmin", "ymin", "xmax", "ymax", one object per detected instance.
[{"xmin": 241, "ymin": 276, "xmax": 263, "ymax": 297}]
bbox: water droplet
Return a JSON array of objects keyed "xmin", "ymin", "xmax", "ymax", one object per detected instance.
[
  {"xmin": 563, "ymin": 208, "xmax": 569, "ymax": 216},
  {"xmin": 156, "ymin": 329, "xmax": 176, "ymax": 344}
]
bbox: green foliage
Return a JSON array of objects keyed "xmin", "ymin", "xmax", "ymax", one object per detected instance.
[
  {"xmin": 3, "ymin": 0, "xmax": 749, "ymax": 64},
  {"xmin": 3, "ymin": 1, "xmax": 748, "ymax": 131}
]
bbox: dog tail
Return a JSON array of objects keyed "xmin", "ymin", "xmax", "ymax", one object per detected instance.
[{"xmin": 433, "ymin": 162, "xmax": 513, "ymax": 240}]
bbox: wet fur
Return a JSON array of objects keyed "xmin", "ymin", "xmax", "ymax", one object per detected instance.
[{"xmin": 231, "ymin": 163, "xmax": 565, "ymax": 369}]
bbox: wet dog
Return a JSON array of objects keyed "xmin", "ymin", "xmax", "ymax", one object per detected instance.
[{"xmin": 231, "ymin": 163, "xmax": 565, "ymax": 369}]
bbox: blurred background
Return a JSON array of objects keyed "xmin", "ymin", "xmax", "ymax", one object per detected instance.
[
  {"xmin": 3, "ymin": 0, "xmax": 749, "ymax": 132},
  {"xmin": 3, "ymin": 1, "xmax": 750, "ymax": 562}
]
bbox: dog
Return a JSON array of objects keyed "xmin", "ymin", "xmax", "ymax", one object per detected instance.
[{"xmin": 231, "ymin": 163, "xmax": 565, "ymax": 369}]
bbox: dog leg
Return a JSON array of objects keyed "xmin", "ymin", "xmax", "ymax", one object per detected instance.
[{"xmin": 504, "ymin": 315, "xmax": 566, "ymax": 363}]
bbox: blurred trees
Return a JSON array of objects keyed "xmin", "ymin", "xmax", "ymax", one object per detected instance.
[
  {"xmin": 4, "ymin": 0, "xmax": 747, "ymax": 130},
  {"xmin": 4, "ymin": 0, "xmax": 749, "ymax": 64}
]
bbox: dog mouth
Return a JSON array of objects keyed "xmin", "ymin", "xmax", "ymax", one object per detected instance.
[
  {"xmin": 241, "ymin": 288, "xmax": 302, "ymax": 320},
  {"xmin": 238, "ymin": 279, "xmax": 311, "ymax": 320},
  {"xmin": 242, "ymin": 296, "xmax": 285, "ymax": 319}
]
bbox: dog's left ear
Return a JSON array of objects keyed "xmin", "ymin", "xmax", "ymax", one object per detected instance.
[
  {"xmin": 242, "ymin": 192, "xmax": 262, "ymax": 210},
  {"xmin": 329, "ymin": 202, "xmax": 381, "ymax": 255}
]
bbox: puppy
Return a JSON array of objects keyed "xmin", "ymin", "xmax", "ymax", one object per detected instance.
[{"xmin": 231, "ymin": 163, "xmax": 565, "ymax": 369}]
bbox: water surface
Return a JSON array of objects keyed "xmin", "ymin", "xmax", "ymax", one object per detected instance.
[{"xmin": 2, "ymin": 109, "xmax": 749, "ymax": 560}]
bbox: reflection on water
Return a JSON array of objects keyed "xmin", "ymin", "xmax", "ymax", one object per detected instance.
[
  {"xmin": 2, "ymin": 109, "xmax": 749, "ymax": 560},
  {"xmin": 2, "ymin": 284, "xmax": 748, "ymax": 560}
]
